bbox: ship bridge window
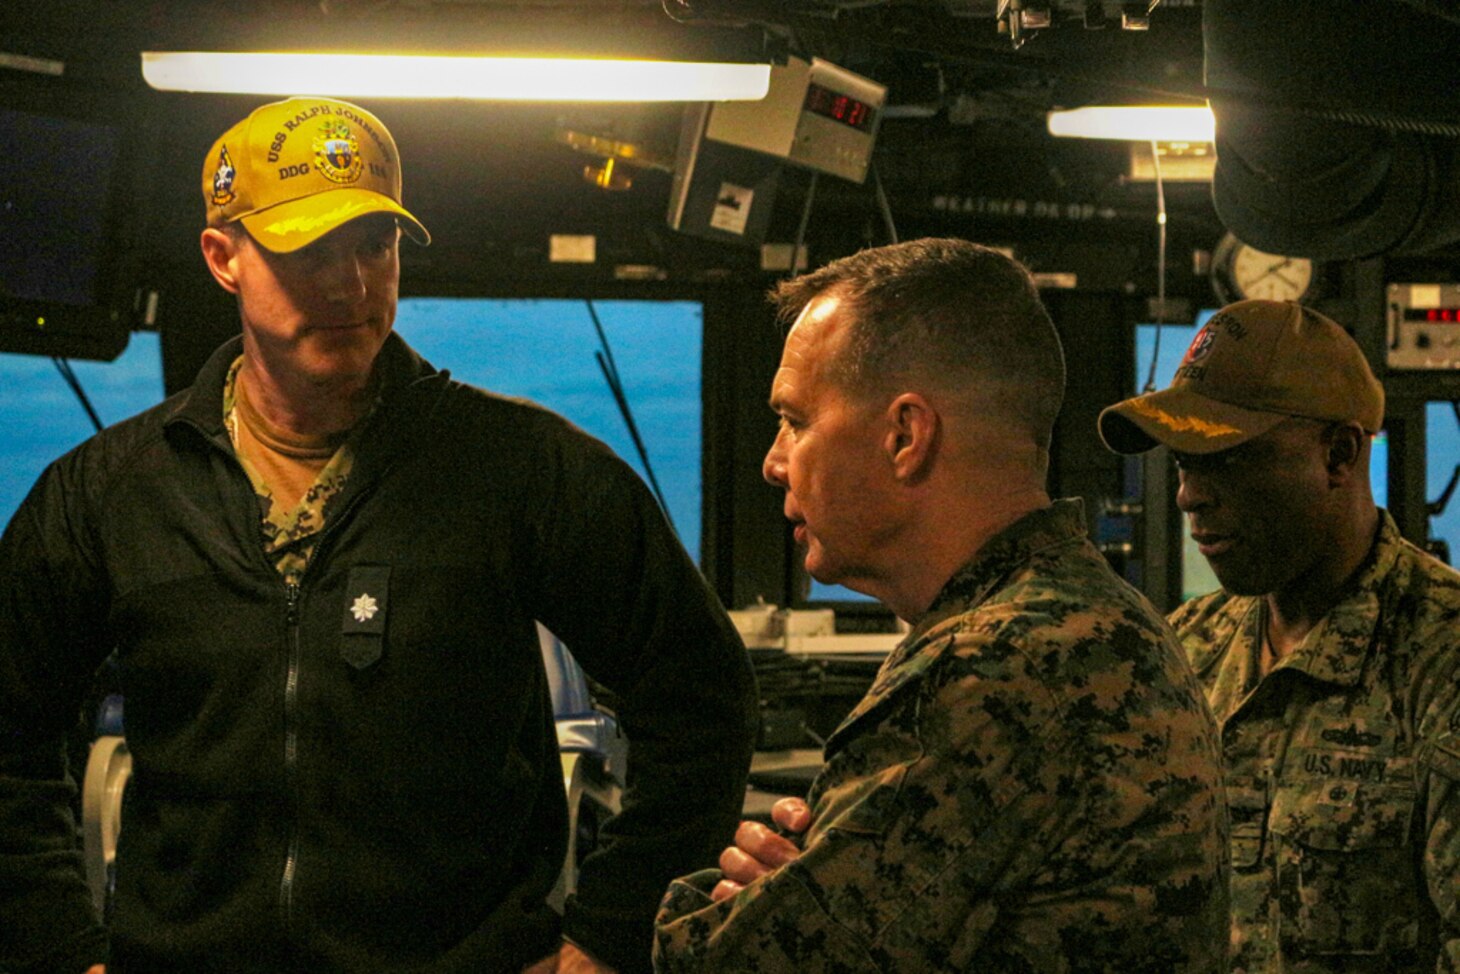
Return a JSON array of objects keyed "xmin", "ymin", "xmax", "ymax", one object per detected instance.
[{"xmin": 394, "ymin": 297, "xmax": 703, "ymax": 563}]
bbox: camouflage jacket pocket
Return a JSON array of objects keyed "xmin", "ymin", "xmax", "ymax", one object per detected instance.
[
  {"xmin": 1227, "ymin": 778, "xmax": 1269, "ymax": 870},
  {"xmin": 1270, "ymin": 776, "xmax": 1422, "ymax": 957},
  {"xmin": 1418, "ymin": 731, "xmax": 1460, "ymax": 782},
  {"xmin": 812, "ymin": 762, "xmax": 910, "ymax": 840},
  {"xmin": 811, "ymin": 687, "xmax": 925, "ymax": 842}
]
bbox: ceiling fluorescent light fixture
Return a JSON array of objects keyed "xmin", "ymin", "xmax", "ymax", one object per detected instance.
[
  {"xmin": 141, "ymin": 52, "xmax": 771, "ymax": 102},
  {"xmin": 1047, "ymin": 106, "xmax": 1215, "ymax": 142}
]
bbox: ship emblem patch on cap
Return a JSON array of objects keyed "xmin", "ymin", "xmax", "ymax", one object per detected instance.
[
  {"xmin": 211, "ymin": 144, "xmax": 237, "ymax": 205},
  {"xmin": 313, "ymin": 119, "xmax": 363, "ymax": 185},
  {"xmin": 1183, "ymin": 325, "xmax": 1215, "ymax": 365}
]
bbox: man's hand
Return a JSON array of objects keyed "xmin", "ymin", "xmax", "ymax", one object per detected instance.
[
  {"xmin": 710, "ymin": 797, "xmax": 811, "ymax": 902},
  {"xmin": 520, "ymin": 941, "xmax": 617, "ymax": 973},
  {"xmin": 84, "ymin": 967, "xmax": 105, "ymax": 974}
]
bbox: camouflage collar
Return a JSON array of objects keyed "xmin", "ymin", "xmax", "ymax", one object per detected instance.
[
  {"xmin": 908, "ymin": 499, "xmax": 1087, "ymax": 646},
  {"xmin": 1191, "ymin": 510, "xmax": 1399, "ymax": 689},
  {"xmin": 1270, "ymin": 510, "xmax": 1399, "ymax": 686},
  {"xmin": 826, "ymin": 499, "xmax": 1088, "ymax": 753}
]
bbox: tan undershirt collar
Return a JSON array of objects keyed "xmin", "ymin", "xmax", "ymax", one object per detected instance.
[{"xmin": 235, "ymin": 372, "xmax": 349, "ymax": 460}]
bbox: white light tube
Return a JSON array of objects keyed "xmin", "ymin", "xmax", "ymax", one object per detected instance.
[
  {"xmin": 1047, "ymin": 106, "xmax": 1215, "ymax": 142},
  {"xmin": 141, "ymin": 52, "xmax": 771, "ymax": 102}
]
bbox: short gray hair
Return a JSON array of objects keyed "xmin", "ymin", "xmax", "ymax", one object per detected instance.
[{"xmin": 770, "ymin": 238, "xmax": 1066, "ymax": 449}]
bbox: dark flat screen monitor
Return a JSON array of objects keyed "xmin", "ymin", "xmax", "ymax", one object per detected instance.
[{"xmin": 0, "ymin": 97, "xmax": 130, "ymax": 360}]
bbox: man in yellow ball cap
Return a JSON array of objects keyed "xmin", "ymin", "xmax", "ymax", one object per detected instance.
[
  {"xmin": 0, "ymin": 97, "xmax": 756, "ymax": 974},
  {"xmin": 1100, "ymin": 298, "xmax": 1460, "ymax": 972}
]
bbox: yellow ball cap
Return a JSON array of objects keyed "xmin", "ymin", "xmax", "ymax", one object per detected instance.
[{"xmin": 202, "ymin": 97, "xmax": 430, "ymax": 253}]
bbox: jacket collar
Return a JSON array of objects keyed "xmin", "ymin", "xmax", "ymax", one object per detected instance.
[
  {"xmin": 822, "ymin": 500, "xmax": 1087, "ymax": 754},
  {"xmin": 165, "ymin": 331, "xmax": 440, "ymax": 440},
  {"xmin": 167, "ymin": 334, "xmax": 244, "ymax": 436},
  {"xmin": 1191, "ymin": 509, "xmax": 1398, "ymax": 692}
]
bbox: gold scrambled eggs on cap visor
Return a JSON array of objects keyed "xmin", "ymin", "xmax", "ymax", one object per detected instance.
[
  {"xmin": 238, "ymin": 190, "xmax": 430, "ymax": 254},
  {"xmin": 1098, "ymin": 385, "xmax": 1290, "ymax": 456}
]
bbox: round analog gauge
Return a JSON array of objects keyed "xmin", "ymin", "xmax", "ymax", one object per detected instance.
[{"xmin": 1211, "ymin": 232, "xmax": 1317, "ymax": 305}]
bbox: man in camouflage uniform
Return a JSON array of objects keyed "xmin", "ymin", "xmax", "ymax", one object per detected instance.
[
  {"xmin": 1100, "ymin": 298, "xmax": 1460, "ymax": 972},
  {"xmin": 653, "ymin": 238, "xmax": 1230, "ymax": 972}
]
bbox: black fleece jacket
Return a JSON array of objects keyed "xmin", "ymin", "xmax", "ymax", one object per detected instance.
[{"xmin": 0, "ymin": 333, "xmax": 757, "ymax": 974}]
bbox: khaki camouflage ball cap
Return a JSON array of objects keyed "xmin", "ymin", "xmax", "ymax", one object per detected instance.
[
  {"xmin": 202, "ymin": 97, "xmax": 429, "ymax": 253},
  {"xmin": 1099, "ymin": 299, "xmax": 1384, "ymax": 455}
]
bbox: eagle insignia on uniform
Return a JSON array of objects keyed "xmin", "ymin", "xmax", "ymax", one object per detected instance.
[{"xmin": 314, "ymin": 119, "xmax": 363, "ymax": 185}]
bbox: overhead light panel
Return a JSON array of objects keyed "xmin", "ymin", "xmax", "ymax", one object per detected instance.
[
  {"xmin": 141, "ymin": 52, "xmax": 772, "ymax": 102},
  {"xmin": 1047, "ymin": 106, "xmax": 1215, "ymax": 143}
]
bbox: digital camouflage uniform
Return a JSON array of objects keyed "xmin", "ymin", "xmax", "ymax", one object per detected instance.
[
  {"xmin": 1170, "ymin": 512, "xmax": 1460, "ymax": 973},
  {"xmin": 222, "ymin": 356, "xmax": 360, "ymax": 584},
  {"xmin": 654, "ymin": 500, "xmax": 1231, "ymax": 973}
]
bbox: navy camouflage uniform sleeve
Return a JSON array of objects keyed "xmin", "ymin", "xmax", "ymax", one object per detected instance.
[
  {"xmin": 654, "ymin": 628, "xmax": 1074, "ymax": 973},
  {"xmin": 1420, "ymin": 721, "xmax": 1460, "ymax": 971}
]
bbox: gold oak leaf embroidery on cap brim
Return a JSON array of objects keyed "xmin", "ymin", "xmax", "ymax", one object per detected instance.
[
  {"xmin": 1128, "ymin": 397, "xmax": 1243, "ymax": 438},
  {"xmin": 264, "ymin": 200, "xmax": 371, "ymax": 238}
]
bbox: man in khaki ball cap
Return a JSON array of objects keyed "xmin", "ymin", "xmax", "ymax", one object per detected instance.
[
  {"xmin": 0, "ymin": 97, "xmax": 756, "ymax": 974},
  {"xmin": 1101, "ymin": 298, "xmax": 1460, "ymax": 972}
]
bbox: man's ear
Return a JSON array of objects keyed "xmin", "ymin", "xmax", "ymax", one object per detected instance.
[
  {"xmin": 200, "ymin": 227, "xmax": 242, "ymax": 295},
  {"xmin": 885, "ymin": 392, "xmax": 938, "ymax": 482},
  {"xmin": 1324, "ymin": 422, "xmax": 1367, "ymax": 484}
]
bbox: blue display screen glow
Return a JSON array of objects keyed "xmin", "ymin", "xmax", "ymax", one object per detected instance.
[{"xmin": 1428, "ymin": 404, "xmax": 1460, "ymax": 566}]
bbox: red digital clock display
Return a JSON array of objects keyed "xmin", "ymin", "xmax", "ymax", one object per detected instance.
[
  {"xmin": 803, "ymin": 82, "xmax": 875, "ymax": 132},
  {"xmin": 1404, "ymin": 308, "xmax": 1460, "ymax": 322}
]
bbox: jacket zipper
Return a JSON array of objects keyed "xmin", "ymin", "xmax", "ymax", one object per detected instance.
[
  {"xmin": 280, "ymin": 579, "xmax": 302, "ymax": 928},
  {"xmin": 273, "ymin": 482, "xmax": 378, "ymax": 932},
  {"xmin": 178, "ymin": 422, "xmax": 309, "ymax": 931},
  {"xmin": 174, "ymin": 408, "xmax": 396, "ymax": 934}
]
